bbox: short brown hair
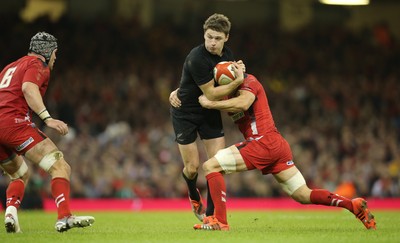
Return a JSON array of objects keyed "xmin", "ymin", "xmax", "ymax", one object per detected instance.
[{"xmin": 203, "ymin": 13, "xmax": 231, "ymax": 36}]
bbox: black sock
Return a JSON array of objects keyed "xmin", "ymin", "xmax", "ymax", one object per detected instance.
[
  {"xmin": 182, "ymin": 172, "xmax": 200, "ymax": 201},
  {"xmin": 206, "ymin": 181, "xmax": 215, "ymax": 216}
]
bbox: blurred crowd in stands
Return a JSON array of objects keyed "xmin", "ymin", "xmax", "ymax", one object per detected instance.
[{"xmin": 0, "ymin": 15, "xmax": 399, "ymax": 208}]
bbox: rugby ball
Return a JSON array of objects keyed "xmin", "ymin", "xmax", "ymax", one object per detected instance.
[{"xmin": 213, "ymin": 61, "xmax": 236, "ymax": 85}]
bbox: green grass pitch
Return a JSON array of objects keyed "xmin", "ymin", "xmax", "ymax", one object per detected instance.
[{"xmin": 1, "ymin": 210, "xmax": 399, "ymax": 243}]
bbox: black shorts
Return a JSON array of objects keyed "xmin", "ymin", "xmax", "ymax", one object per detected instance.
[{"xmin": 170, "ymin": 107, "xmax": 224, "ymax": 145}]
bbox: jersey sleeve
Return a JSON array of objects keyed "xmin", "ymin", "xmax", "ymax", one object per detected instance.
[
  {"xmin": 187, "ymin": 55, "xmax": 214, "ymax": 86},
  {"xmin": 22, "ymin": 59, "xmax": 48, "ymax": 87},
  {"xmin": 240, "ymin": 74, "xmax": 258, "ymax": 96}
]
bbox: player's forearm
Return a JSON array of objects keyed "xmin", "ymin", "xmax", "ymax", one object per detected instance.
[
  {"xmin": 204, "ymin": 79, "xmax": 240, "ymax": 101},
  {"xmin": 205, "ymin": 98, "xmax": 245, "ymax": 113}
]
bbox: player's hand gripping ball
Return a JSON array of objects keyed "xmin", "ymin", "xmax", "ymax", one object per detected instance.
[{"xmin": 213, "ymin": 61, "xmax": 236, "ymax": 85}]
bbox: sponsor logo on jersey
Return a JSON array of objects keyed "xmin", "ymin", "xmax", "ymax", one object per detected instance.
[
  {"xmin": 230, "ymin": 111, "xmax": 244, "ymax": 122},
  {"xmin": 286, "ymin": 160, "xmax": 294, "ymax": 166},
  {"xmin": 16, "ymin": 137, "xmax": 34, "ymax": 151}
]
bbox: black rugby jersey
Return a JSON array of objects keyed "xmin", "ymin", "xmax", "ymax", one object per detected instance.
[{"xmin": 176, "ymin": 44, "xmax": 234, "ymax": 112}]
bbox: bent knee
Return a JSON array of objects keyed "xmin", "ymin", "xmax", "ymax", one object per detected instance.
[
  {"xmin": 39, "ymin": 151, "xmax": 64, "ymax": 170},
  {"xmin": 202, "ymin": 158, "xmax": 222, "ymax": 174},
  {"xmin": 184, "ymin": 163, "xmax": 199, "ymax": 177},
  {"xmin": 202, "ymin": 160, "xmax": 212, "ymax": 174},
  {"xmin": 51, "ymin": 159, "xmax": 71, "ymax": 176},
  {"xmin": 3, "ymin": 160, "xmax": 30, "ymax": 183},
  {"xmin": 39, "ymin": 151, "xmax": 71, "ymax": 178}
]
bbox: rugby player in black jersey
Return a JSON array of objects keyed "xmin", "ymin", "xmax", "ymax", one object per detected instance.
[{"xmin": 169, "ymin": 13, "xmax": 245, "ymax": 222}]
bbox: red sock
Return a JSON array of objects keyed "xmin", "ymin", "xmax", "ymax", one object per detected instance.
[
  {"xmin": 51, "ymin": 178, "xmax": 72, "ymax": 219},
  {"xmin": 206, "ymin": 172, "xmax": 228, "ymax": 224},
  {"xmin": 6, "ymin": 179, "xmax": 25, "ymax": 209},
  {"xmin": 310, "ymin": 189, "xmax": 353, "ymax": 212}
]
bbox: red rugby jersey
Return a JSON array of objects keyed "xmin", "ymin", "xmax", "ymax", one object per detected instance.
[
  {"xmin": 229, "ymin": 74, "xmax": 278, "ymax": 140},
  {"xmin": 0, "ymin": 56, "xmax": 50, "ymax": 126}
]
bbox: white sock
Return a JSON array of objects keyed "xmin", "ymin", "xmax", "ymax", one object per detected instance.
[{"xmin": 5, "ymin": 205, "xmax": 18, "ymax": 217}]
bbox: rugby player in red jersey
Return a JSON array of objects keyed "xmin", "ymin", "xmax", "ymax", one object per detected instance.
[
  {"xmin": 0, "ymin": 32, "xmax": 94, "ymax": 233},
  {"xmin": 195, "ymin": 73, "xmax": 376, "ymax": 231}
]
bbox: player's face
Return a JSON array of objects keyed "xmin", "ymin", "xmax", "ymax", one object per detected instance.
[
  {"xmin": 204, "ymin": 29, "xmax": 229, "ymax": 56},
  {"xmin": 48, "ymin": 49, "xmax": 57, "ymax": 70}
]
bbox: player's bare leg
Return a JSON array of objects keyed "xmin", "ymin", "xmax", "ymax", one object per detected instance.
[
  {"xmin": 25, "ymin": 139, "xmax": 95, "ymax": 232},
  {"xmin": 179, "ymin": 142, "xmax": 206, "ymax": 221},
  {"xmin": 276, "ymin": 166, "xmax": 376, "ymax": 229}
]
